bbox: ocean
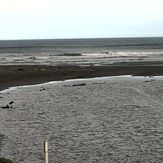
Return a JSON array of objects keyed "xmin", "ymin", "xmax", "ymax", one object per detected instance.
[
  {"xmin": 0, "ymin": 37, "xmax": 163, "ymax": 65},
  {"xmin": 0, "ymin": 37, "xmax": 163, "ymax": 54}
]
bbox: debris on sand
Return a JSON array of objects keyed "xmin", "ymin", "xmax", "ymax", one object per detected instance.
[
  {"xmin": 72, "ymin": 83, "xmax": 86, "ymax": 87},
  {"xmin": 1, "ymin": 104, "xmax": 10, "ymax": 109},
  {"xmin": 39, "ymin": 87, "xmax": 46, "ymax": 91},
  {"xmin": 64, "ymin": 83, "xmax": 86, "ymax": 87},
  {"xmin": 9, "ymin": 101, "xmax": 14, "ymax": 105},
  {"xmin": 1, "ymin": 101, "xmax": 14, "ymax": 109}
]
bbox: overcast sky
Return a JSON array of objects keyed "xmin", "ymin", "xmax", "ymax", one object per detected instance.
[{"xmin": 0, "ymin": 0, "xmax": 163, "ymax": 40}]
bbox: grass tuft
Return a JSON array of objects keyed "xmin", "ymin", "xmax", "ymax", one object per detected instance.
[{"xmin": 0, "ymin": 157, "xmax": 13, "ymax": 163}]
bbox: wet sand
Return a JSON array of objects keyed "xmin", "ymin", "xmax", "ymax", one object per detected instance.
[{"xmin": 1, "ymin": 61, "xmax": 163, "ymax": 91}]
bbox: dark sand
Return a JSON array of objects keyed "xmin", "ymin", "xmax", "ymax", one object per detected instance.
[{"xmin": 1, "ymin": 61, "xmax": 163, "ymax": 91}]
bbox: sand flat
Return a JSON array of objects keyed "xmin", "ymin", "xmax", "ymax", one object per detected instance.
[{"xmin": 0, "ymin": 76, "xmax": 163, "ymax": 163}]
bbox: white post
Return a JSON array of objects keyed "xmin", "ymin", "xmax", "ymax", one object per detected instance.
[{"xmin": 44, "ymin": 141, "xmax": 48, "ymax": 163}]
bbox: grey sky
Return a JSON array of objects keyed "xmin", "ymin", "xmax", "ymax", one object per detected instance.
[{"xmin": 0, "ymin": 0, "xmax": 163, "ymax": 40}]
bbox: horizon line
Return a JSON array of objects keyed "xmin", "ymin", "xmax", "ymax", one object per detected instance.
[{"xmin": 0, "ymin": 36, "xmax": 163, "ymax": 41}]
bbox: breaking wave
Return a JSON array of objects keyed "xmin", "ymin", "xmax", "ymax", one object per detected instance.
[{"xmin": 55, "ymin": 50, "xmax": 163, "ymax": 58}]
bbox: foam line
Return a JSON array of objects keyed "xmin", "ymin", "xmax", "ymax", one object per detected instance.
[{"xmin": 1, "ymin": 75, "xmax": 163, "ymax": 93}]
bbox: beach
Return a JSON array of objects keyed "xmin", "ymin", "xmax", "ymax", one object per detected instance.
[
  {"xmin": 0, "ymin": 38, "xmax": 163, "ymax": 162},
  {"xmin": 0, "ymin": 75, "xmax": 163, "ymax": 163},
  {"xmin": 0, "ymin": 63, "xmax": 163, "ymax": 163}
]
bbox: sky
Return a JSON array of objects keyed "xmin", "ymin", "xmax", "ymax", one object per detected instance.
[{"xmin": 0, "ymin": 0, "xmax": 163, "ymax": 40}]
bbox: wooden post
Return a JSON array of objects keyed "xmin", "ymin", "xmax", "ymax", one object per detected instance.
[{"xmin": 44, "ymin": 141, "xmax": 48, "ymax": 163}]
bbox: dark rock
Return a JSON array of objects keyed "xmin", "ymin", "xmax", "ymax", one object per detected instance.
[
  {"xmin": 77, "ymin": 76, "xmax": 83, "ymax": 78},
  {"xmin": 17, "ymin": 68, "xmax": 24, "ymax": 71},
  {"xmin": 59, "ymin": 53, "xmax": 82, "ymax": 56}
]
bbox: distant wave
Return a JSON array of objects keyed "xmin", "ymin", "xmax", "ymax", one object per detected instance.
[
  {"xmin": 81, "ymin": 51, "xmax": 163, "ymax": 57},
  {"xmin": 54, "ymin": 50, "xmax": 163, "ymax": 58},
  {"xmin": 56, "ymin": 53, "xmax": 82, "ymax": 56}
]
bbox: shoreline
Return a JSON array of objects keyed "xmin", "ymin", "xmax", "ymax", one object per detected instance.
[
  {"xmin": 0, "ymin": 61, "xmax": 163, "ymax": 91},
  {"xmin": 2, "ymin": 75, "xmax": 163, "ymax": 94}
]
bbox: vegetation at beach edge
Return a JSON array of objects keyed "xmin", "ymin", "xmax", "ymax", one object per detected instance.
[
  {"xmin": 0, "ymin": 157, "xmax": 13, "ymax": 163},
  {"xmin": 0, "ymin": 134, "xmax": 13, "ymax": 163}
]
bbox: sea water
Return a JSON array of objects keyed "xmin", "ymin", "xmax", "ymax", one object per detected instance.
[{"xmin": 0, "ymin": 37, "xmax": 163, "ymax": 65}]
